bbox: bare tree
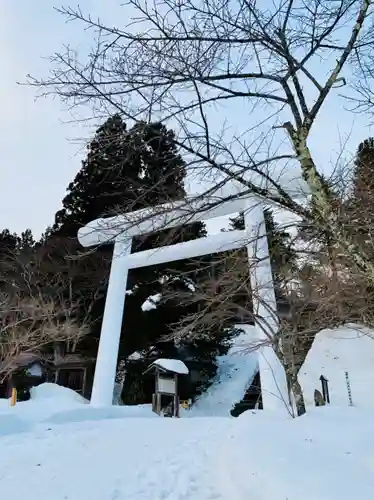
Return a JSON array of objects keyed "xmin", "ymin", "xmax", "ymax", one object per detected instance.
[
  {"xmin": 29, "ymin": 0, "xmax": 374, "ymax": 279},
  {"xmin": 0, "ymin": 292, "xmax": 89, "ymax": 380},
  {"xmin": 0, "ymin": 243, "xmax": 95, "ymax": 381}
]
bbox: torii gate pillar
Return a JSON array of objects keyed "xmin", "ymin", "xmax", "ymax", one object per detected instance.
[{"xmin": 89, "ymin": 239, "xmax": 132, "ymax": 406}]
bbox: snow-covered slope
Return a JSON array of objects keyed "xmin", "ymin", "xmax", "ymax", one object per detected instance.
[
  {"xmin": 188, "ymin": 326, "xmax": 258, "ymax": 416},
  {"xmin": 299, "ymin": 323, "xmax": 374, "ymax": 408}
]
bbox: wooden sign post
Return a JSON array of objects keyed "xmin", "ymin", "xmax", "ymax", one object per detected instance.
[
  {"xmin": 144, "ymin": 359, "xmax": 189, "ymax": 417},
  {"xmin": 345, "ymin": 371, "xmax": 353, "ymax": 406},
  {"xmin": 319, "ymin": 374, "xmax": 330, "ymax": 404}
]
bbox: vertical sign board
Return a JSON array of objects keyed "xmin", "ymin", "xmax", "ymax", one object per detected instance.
[{"xmin": 158, "ymin": 376, "xmax": 176, "ymax": 395}]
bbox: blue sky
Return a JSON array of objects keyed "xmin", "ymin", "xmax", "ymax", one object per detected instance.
[{"xmin": 1, "ymin": 1, "xmax": 372, "ymax": 237}]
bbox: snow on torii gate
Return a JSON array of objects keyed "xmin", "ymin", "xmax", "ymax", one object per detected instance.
[{"xmin": 78, "ymin": 182, "xmax": 307, "ymax": 410}]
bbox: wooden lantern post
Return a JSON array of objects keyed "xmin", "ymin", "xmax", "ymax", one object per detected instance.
[{"xmin": 10, "ymin": 387, "xmax": 17, "ymax": 407}]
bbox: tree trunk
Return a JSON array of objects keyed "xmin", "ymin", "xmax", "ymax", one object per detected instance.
[
  {"xmin": 290, "ymin": 376, "xmax": 306, "ymax": 416},
  {"xmin": 291, "ymin": 127, "xmax": 374, "ymax": 284},
  {"xmin": 276, "ymin": 329, "xmax": 306, "ymax": 417},
  {"xmin": 113, "ymin": 360, "xmax": 126, "ymax": 405}
]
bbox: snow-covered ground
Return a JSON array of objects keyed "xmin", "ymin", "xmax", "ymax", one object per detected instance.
[
  {"xmin": 223, "ymin": 406, "xmax": 374, "ymax": 500},
  {"xmin": 0, "ymin": 384, "xmax": 373, "ymax": 499},
  {"xmin": 1, "ymin": 324, "xmax": 374, "ymax": 499}
]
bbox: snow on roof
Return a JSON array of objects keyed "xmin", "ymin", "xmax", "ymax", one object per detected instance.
[
  {"xmin": 128, "ymin": 351, "xmax": 144, "ymax": 361},
  {"xmin": 152, "ymin": 358, "xmax": 189, "ymax": 375},
  {"xmin": 0, "ymin": 353, "xmax": 46, "ymax": 374}
]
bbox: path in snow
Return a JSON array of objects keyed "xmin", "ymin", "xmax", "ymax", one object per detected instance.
[{"xmin": 0, "ymin": 417, "xmax": 232, "ymax": 500}]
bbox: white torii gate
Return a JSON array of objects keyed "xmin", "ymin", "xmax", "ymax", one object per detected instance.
[{"xmin": 78, "ymin": 183, "xmax": 305, "ymax": 411}]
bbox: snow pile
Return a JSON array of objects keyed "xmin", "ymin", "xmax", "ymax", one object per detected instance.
[
  {"xmin": 0, "ymin": 383, "xmax": 154, "ymax": 436},
  {"xmin": 31, "ymin": 382, "xmax": 88, "ymax": 404},
  {"xmin": 299, "ymin": 324, "xmax": 374, "ymax": 408},
  {"xmin": 141, "ymin": 293, "xmax": 162, "ymax": 311},
  {"xmin": 0, "ymin": 383, "xmax": 88, "ymax": 433},
  {"xmin": 220, "ymin": 406, "xmax": 374, "ymax": 500},
  {"xmin": 189, "ymin": 326, "xmax": 258, "ymax": 416}
]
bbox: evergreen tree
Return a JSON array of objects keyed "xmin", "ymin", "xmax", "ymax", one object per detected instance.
[
  {"xmin": 343, "ymin": 137, "xmax": 374, "ymax": 318},
  {"xmin": 17, "ymin": 229, "xmax": 35, "ymax": 251},
  {"xmin": 0, "ymin": 230, "xmax": 19, "ymax": 291},
  {"xmin": 53, "ymin": 117, "xmax": 186, "ymax": 235},
  {"xmin": 353, "ymin": 137, "xmax": 374, "ymax": 208},
  {"xmin": 298, "ymin": 139, "xmax": 374, "ymax": 302},
  {"xmin": 48, "ymin": 115, "xmax": 231, "ymax": 403},
  {"xmin": 0, "ymin": 228, "xmax": 35, "ymax": 292},
  {"xmin": 0, "ymin": 229, "xmax": 19, "ymax": 255},
  {"xmin": 350, "ymin": 137, "xmax": 374, "ymax": 256}
]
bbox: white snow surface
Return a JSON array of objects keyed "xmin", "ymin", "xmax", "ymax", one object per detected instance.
[
  {"xmin": 0, "ymin": 383, "xmax": 374, "ymax": 499},
  {"xmin": 223, "ymin": 406, "xmax": 374, "ymax": 500},
  {"xmin": 141, "ymin": 293, "xmax": 162, "ymax": 311},
  {"xmin": 189, "ymin": 352, "xmax": 258, "ymax": 417},
  {"xmin": 153, "ymin": 358, "xmax": 189, "ymax": 374},
  {"xmin": 299, "ymin": 323, "xmax": 374, "ymax": 408},
  {"xmin": 26, "ymin": 362, "xmax": 43, "ymax": 377},
  {"xmin": 189, "ymin": 325, "xmax": 258, "ymax": 416},
  {"xmin": 128, "ymin": 350, "xmax": 145, "ymax": 361}
]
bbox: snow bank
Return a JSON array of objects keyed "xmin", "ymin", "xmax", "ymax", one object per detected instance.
[
  {"xmin": 31, "ymin": 382, "xmax": 88, "ymax": 403},
  {"xmin": 0, "ymin": 383, "xmax": 87, "ymax": 432},
  {"xmin": 298, "ymin": 324, "xmax": 374, "ymax": 408},
  {"xmin": 0, "ymin": 383, "xmax": 155, "ymax": 436},
  {"xmin": 45, "ymin": 403, "xmax": 155, "ymax": 425},
  {"xmin": 220, "ymin": 406, "xmax": 374, "ymax": 500},
  {"xmin": 0, "ymin": 384, "xmax": 86, "ymax": 436}
]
